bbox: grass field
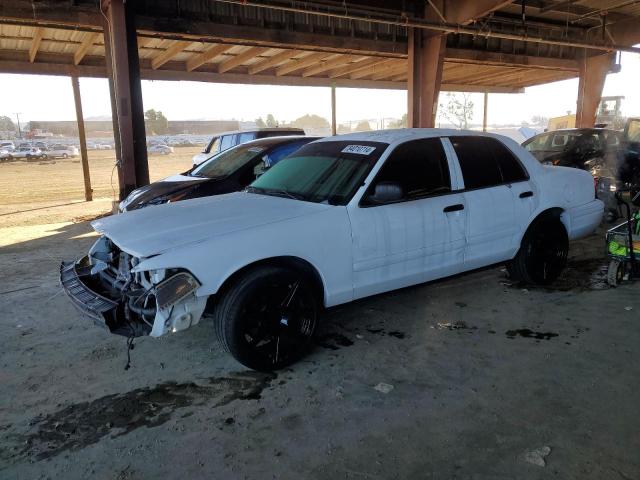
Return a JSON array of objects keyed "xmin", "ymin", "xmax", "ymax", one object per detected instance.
[{"xmin": 0, "ymin": 146, "xmax": 199, "ymax": 208}]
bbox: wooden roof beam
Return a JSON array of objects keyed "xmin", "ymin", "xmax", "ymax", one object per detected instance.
[
  {"xmin": 276, "ymin": 52, "xmax": 336, "ymax": 76},
  {"xmin": 218, "ymin": 46, "xmax": 268, "ymax": 73},
  {"xmin": 186, "ymin": 43, "xmax": 234, "ymax": 72},
  {"xmin": 302, "ymin": 55, "xmax": 362, "ymax": 77},
  {"xmin": 329, "ymin": 57, "xmax": 387, "ymax": 78},
  {"xmin": 426, "ymin": 0, "xmax": 515, "ymax": 25},
  {"xmin": 74, "ymin": 31, "xmax": 100, "ymax": 65},
  {"xmin": 248, "ymin": 49, "xmax": 298, "ymax": 74},
  {"xmin": 29, "ymin": 27, "xmax": 44, "ymax": 63},
  {"xmin": 151, "ymin": 40, "xmax": 192, "ymax": 70},
  {"xmin": 350, "ymin": 59, "xmax": 403, "ymax": 80}
]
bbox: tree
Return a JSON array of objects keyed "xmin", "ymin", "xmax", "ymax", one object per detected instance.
[
  {"xmin": 265, "ymin": 114, "xmax": 278, "ymax": 128},
  {"xmin": 144, "ymin": 109, "xmax": 169, "ymax": 135},
  {"xmin": 337, "ymin": 124, "xmax": 351, "ymax": 134},
  {"xmin": 439, "ymin": 93, "xmax": 474, "ymax": 129},
  {"xmin": 354, "ymin": 120, "xmax": 372, "ymax": 132},
  {"xmin": 387, "ymin": 114, "xmax": 407, "ymax": 129},
  {"xmin": 289, "ymin": 114, "xmax": 330, "ymax": 133},
  {"xmin": 530, "ymin": 115, "xmax": 549, "ymax": 127},
  {"xmin": 0, "ymin": 116, "xmax": 16, "ymax": 132},
  {"xmin": 255, "ymin": 117, "xmax": 267, "ymax": 128}
]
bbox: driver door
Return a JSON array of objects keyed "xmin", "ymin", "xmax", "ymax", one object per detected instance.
[{"xmin": 348, "ymin": 138, "xmax": 467, "ymax": 299}]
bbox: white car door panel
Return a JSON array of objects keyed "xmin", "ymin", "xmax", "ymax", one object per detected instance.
[{"xmin": 349, "ymin": 138, "xmax": 466, "ymax": 299}]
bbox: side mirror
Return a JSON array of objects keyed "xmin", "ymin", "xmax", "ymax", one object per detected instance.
[{"xmin": 367, "ymin": 181, "xmax": 403, "ymax": 204}]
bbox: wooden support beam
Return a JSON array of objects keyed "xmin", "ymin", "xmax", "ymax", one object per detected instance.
[
  {"xmin": 576, "ymin": 52, "xmax": 614, "ymax": 128},
  {"xmin": 136, "ymin": 36, "xmax": 153, "ymax": 50},
  {"xmin": 276, "ymin": 52, "xmax": 335, "ymax": 76},
  {"xmin": 329, "ymin": 57, "xmax": 384, "ymax": 78},
  {"xmin": 218, "ymin": 46, "xmax": 267, "ymax": 73},
  {"xmin": 248, "ymin": 49, "xmax": 298, "ymax": 74},
  {"xmin": 102, "ymin": 0, "xmax": 149, "ymax": 198},
  {"xmin": 371, "ymin": 63, "xmax": 407, "ymax": 81},
  {"xmin": 350, "ymin": 59, "xmax": 402, "ymax": 80},
  {"xmin": 29, "ymin": 27, "xmax": 44, "ymax": 63},
  {"xmin": 426, "ymin": 0, "xmax": 515, "ymax": 25},
  {"xmin": 74, "ymin": 31, "xmax": 100, "ymax": 65},
  {"xmin": 151, "ymin": 40, "xmax": 191, "ymax": 70},
  {"xmin": 186, "ymin": 43, "xmax": 234, "ymax": 72},
  {"xmin": 70, "ymin": 75, "xmax": 92, "ymax": 201},
  {"xmin": 302, "ymin": 55, "xmax": 360, "ymax": 77},
  {"xmin": 444, "ymin": 48, "xmax": 579, "ymax": 71},
  {"xmin": 407, "ymin": 30, "xmax": 445, "ymax": 128}
]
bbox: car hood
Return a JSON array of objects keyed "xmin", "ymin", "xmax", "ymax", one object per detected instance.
[
  {"xmin": 93, "ymin": 191, "xmax": 331, "ymax": 258},
  {"xmin": 121, "ymin": 174, "xmax": 208, "ymax": 210}
]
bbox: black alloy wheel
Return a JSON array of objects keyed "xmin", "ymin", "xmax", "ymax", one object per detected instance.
[
  {"xmin": 508, "ymin": 216, "xmax": 568, "ymax": 285},
  {"xmin": 215, "ymin": 266, "xmax": 319, "ymax": 371}
]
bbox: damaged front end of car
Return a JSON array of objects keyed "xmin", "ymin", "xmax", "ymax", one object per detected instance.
[{"xmin": 60, "ymin": 236, "xmax": 207, "ymax": 338}]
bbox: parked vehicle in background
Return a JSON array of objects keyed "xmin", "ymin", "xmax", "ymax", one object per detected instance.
[
  {"xmin": 121, "ymin": 136, "xmax": 318, "ymax": 212},
  {"xmin": 523, "ymin": 128, "xmax": 623, "ymax": 221},
  {"xmin": 11, "ymin": 146, "xmax": 43, "ymax": 160},
  {"xmin": 62, "ymin": 129, "xmax": 603, "ymax": 371},
  {"xmin": 46, "ymin": 144, "xmax": 79, "ymax": 159},
  {"xmin": 0, "ymin": 148, "xmax": 11, "ymax": 160},
  {"xmin": 148, "ymin": 144, "xmax": 174, "ymax": 155},
  {"xmin": 192, "ymin": 128, "xmax": 305, "ymax": 165},
  {"xmin": 0, "ymin": 141, "xmax": 15, "ymax": 151}
]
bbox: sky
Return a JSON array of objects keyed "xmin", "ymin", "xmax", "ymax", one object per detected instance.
[{"xmin": 1, "ymin": 51, "xmax": 639, "ymax": 128}]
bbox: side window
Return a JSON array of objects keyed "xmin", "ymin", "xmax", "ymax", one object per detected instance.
[
  {"xmin": 451, "ymin": 137, "xmax": 502, "ymax": 189},
  {"xmin": 266, "ymin": 142, "xmax": 305, "ymax": 165},
  {"xmin": 366, "ymin": 138, "xmax": 451, "ymax": 203},
  {"xmin": 487, "ymin": 138, "xmax": 528, "ymax": 183},
  {"xmin": 220, "ymin": 135, "xmax": 235, "ymax": 151},
  {"xmin": 238, "ymin": 132, "xmax": 254, "ymax": 143},
  {"xmin": 208, "ymin": 137, "xmax": 221, "ymax": 154}
]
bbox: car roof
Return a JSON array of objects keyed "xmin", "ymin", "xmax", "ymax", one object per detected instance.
[
  {"xmin": 210, "ymin": 127, "xmax": 305, "ymax": 137},
  {"xmin": 535, "ymin": 128, "xmax": 618, "ymax": 134},
  {"xmin": 314, "ymin": 128, "xmax": 516, "ymax": 145},
  {"xmin": 232, "ymin": 135, "xmax": 321, "ymax": 149}
]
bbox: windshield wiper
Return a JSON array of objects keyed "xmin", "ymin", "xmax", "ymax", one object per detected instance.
[{"xmin": 246, "ymin": 186, "xmax": 307, "ymax": 201}]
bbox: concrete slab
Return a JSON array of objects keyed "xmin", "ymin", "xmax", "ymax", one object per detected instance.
[{"xmin": 1, "ymin": 216, "xmax": 639, "ymax": 479}]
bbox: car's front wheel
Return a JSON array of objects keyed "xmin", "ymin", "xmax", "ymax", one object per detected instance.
[
  {"xmin": 214, "ymin": 266, "xmax": 319, "ymax": 371},
  {"xmin": 507, "ymin": 215, "xmax": 568, "ymax": 285},
  {"xmin": 62, "ymin": 153, "xmax": 68, "ymax": 159}
]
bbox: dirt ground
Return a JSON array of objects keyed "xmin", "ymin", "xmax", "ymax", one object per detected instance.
[
  {"xmin": 1, "ymin": 195, "xmax": 639, "ymax": 479},
  {"xmin": 0, "ymin": 147, "xmax": 198, "ymax": 217}
]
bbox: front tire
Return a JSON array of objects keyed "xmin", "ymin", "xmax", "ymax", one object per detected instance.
[
  {"xmin": 214, "ymin": 266, "xmax": 319, "ymax": 371},
  {"xmin": 507, "ymin": 215, "xmax": 568, "ymax": 285}
]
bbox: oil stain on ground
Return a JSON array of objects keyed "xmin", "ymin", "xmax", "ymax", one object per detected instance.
[
  {"xmin": 506, "ymin": 329, "xmax": 559, "ymax": 340},
  {"xmin": 5, "ymin": 371, "xmax": 275, "ymax": 463}
]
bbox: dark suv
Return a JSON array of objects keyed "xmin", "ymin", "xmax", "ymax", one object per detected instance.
[{"xmin": 192, "ymin": 128, "xmax": 305, "ymax": 165}]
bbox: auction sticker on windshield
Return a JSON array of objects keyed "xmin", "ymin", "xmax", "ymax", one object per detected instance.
[{"xmin": 341, "ymin": 145, "xmax": 376, "ymax": 155}]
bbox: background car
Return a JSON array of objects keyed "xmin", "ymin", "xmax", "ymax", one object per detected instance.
[
  {"xmin": 120, "ymin": 135, "xmax": 318, "ymax": 212},
  {"xmin": 148, "ymin": 144, "xmax": 174, "ymax": 155},
  {"xmin": 11, "ymin": 146, "xmax": 43, "ymax": 160},
  {"xmin": 192, "ymin": 127, "xmax": 305, "ymax": 165},
  {"xmin": 0, "ymin": 148, "xmax": 11, "ymax": 161},
  {"xmin": 45, "ymin": 144, "xmax": 79, "ymax": 159}
]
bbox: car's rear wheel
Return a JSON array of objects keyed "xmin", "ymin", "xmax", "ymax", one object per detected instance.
[
  {"xmin": 62, "ymin": 153, "xmax": 68, "ymax": 159},
  {"xmin": 214, "ymin": 266, "xmax": 319, "ymax": 371},
  {"xmin": 507, "ymin": 215, "xmax": 568, "ymax": 285}
]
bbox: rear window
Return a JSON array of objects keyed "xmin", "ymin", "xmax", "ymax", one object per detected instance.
[
  {"xmin": 257, "ymin": 130, "xmax": 302, "ymax": 139},
  {"xmin": 451, "ymin": 136, "xmax": 527, "ymax": 189}
]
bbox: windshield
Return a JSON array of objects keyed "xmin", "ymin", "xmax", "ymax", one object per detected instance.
[
  {"xmin": 191, "ymin": 143, "xmax": 266, "ymax": 178},
  {"xmin": 247, "ymin": 140, "xmax": 387, "ymax": 205}
]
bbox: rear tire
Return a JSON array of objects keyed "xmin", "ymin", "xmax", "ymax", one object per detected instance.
[
  {"xmin": 62, "ymin": 153, "xmax": 68, "ymax": 159},
  {"xmin": 507, "ymin": 215, "xmax": 568, "ymax": 285},
  {"xmin": 213, "ymin": 266, "xmax": 319, "ymax": 371}
]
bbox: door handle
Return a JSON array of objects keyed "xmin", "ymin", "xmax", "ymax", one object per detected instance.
[
  {"xmin": 519, "ymin": 191, "xmax": 534, "ymax": 198},
  {"xmin": 443, "ymin": 204, "xmax": 464, "ymax": 213}
]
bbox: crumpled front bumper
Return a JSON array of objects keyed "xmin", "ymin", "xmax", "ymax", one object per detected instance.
[{"xmin": 59, "ymin": 257, "xmax": 150, "ymax": 337}]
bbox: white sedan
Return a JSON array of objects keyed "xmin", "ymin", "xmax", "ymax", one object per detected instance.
[
  {"xmin": 61, "ymin": 129, "xmax": 603, "ymax": 370},
  {"xmin": 148, "ymin": 144, "xmax": 174, "ymax": 155}
]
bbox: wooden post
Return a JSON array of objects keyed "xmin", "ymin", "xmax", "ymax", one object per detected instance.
[
  {"xmin": 331, "ymin": 83, "xmax": 337, "ymax": 136},
  {"xmin": 102, "ymin": 0, "xmax": 149, "ymax": 200},
  {"xmin": 576, "ymin": 52, "xmax": 614, "ymax": 128},
  {"xmin": 71, "ymin": 75, "xmax": 92, "ymax": 202},
  {"xmin": 483, "ymin": 91, "xmax": 489, "ymax": 132},
  {"xmin": 407, "ymin": 28, "xmax": 445, "ymax": 128}
]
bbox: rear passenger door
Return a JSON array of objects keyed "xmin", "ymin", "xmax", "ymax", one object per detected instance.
[{"xmin": 448, "ymin": 136, "xmax": 529, "ymax": 269}]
